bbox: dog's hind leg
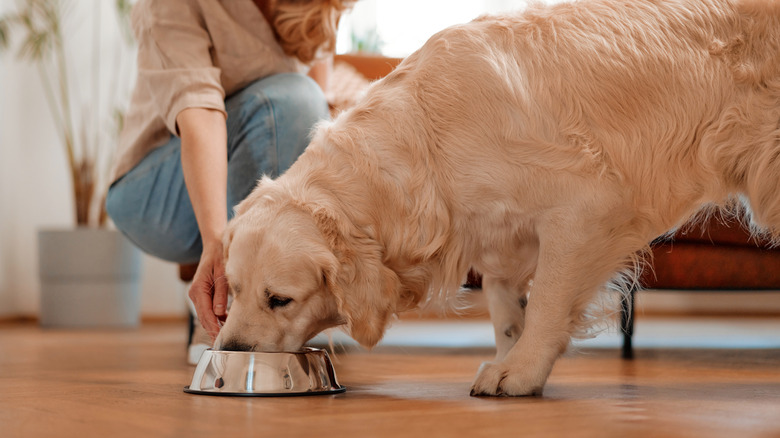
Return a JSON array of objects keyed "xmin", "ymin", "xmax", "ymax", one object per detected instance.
[
  {"xmin": 483, "ymin": 275, "xmax": 530, "ymax": 362},
  {"xmin": 471, "ymin": 207, "xmax": 646, "ymax": 397}
]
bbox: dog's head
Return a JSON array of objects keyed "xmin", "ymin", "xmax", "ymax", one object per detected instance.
[{"xmin": 214, "ymin": 177, "xmax": 401, "ymax": 352}]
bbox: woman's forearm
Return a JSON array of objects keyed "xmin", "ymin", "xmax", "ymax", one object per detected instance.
[{"xmin": 177, "ymin": 107, "xmax": 228, "ymax": 248}]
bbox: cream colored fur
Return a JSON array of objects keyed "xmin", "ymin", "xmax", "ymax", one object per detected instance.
[{"xmin": 215, "ymin": 0, "xmax": 780, "ymax": 396}]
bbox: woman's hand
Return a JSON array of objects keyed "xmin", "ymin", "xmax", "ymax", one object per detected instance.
[{"xmin": 188, "ymin": 240, "xmax": 228, "ymax": 341}]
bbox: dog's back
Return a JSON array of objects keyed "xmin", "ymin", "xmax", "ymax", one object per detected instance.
[
  {"xmin": 303, "ymin": 0, "xmax": 780, "ymax": 300},
  {"xmin": 336, "ymin": 0, "xmax": 779, "ymax": 238}
]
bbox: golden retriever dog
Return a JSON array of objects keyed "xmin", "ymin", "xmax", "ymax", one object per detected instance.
[{"xmin": 214, "ymin": 0, "xmax": 780, "ymax": 396}]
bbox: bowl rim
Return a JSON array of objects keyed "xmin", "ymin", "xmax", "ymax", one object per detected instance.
[
  {"xmin": 202, "ymin": 346, "xmax": 326, "ymax": 356},
  {"xmin": 183, "ymin": 385, "xmax": 346, "ymax": 397}
]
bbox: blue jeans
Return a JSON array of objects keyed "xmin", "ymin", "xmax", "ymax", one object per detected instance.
[{"xmin": 106, "ymin": 73, "xmax": 329, "ymax": 264}]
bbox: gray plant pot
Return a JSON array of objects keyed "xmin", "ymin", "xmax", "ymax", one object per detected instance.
[{"xmin": 38, "ymin": 228, "xmax": 142, "ymax": 328}]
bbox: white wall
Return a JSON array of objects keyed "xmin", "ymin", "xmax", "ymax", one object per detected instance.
[
  {"xmin": 338, "ymin": 0, "xmax": 566, "ymax": 57},
  {"xmin": 0, "ymin": 52, "xmax": 10, "ymax": 318},
  {"xmin": 0, "ymin": 0, "xmax": 185, "ymax": 319}
]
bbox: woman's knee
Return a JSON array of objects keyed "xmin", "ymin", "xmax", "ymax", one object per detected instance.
[
  {"xmin": 224, "ymin": 73, "xmax": 329, "ymax": 205},
  {"xmin": 273, "ymin": 74, "xmax": 329, "ymax": 163},
  {"xmin": 247, "ymin": 73, "xmax": 328, "ymax": 118},
  {"xmin": 106, "ymin": 182, "xmax": 202, "ymax": 264},
  {"xmin": 271, "ymin": 73, "xmax": 329, "ymax": 113},
  {"xmin": 232, "ymin": 73, "xmax": 329, "ymax": 161}
]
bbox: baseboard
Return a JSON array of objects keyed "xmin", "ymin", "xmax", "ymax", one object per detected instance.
[
  {"xmin": 401, "ymin": 288, "xmax": 780, "ymax": 320},
  {"xmin": 637, "ymin": 289, "xmax": 780, "ymax": 317},
  {"xmin": 139, "ymin": 315, "xmax": 188, "ymax": 324},
  {"xmin": 0, "ymin": 315, "xmax": 37, "ymax": 325},
  {"xmin": 0, "ymin": 314, "xmax": 188, "ymax": 325}
]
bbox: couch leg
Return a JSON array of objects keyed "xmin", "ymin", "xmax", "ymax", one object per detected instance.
[{"xmin": 621, "ymin": 285, "xmax": 636, "ymax": 359}]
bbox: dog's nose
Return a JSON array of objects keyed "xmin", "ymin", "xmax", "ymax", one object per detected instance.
[{"xmin": 218, "ymin": 338, "xmax": 255, "ymax": 352}]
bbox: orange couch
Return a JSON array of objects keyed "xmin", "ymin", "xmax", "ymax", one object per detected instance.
[{"xmin": 641, "ymin": 216, "xmax": 780, "ymax": 290}]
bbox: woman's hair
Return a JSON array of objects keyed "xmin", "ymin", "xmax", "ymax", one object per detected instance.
[{"xmin": 271, "ymin": 0, "xmax": 355, "ymax": 64}]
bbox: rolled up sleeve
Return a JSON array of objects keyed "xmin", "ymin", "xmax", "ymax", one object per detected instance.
[{"xmin": 133, "ymin": 1, "xmax": 227, "ymax": 135}]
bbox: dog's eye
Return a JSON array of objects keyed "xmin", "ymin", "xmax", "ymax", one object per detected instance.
[{"xmin": 268, "ymin": 295, "xmax": 293, "ymax": 310}]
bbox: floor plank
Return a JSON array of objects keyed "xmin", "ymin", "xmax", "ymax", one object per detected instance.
[{"xmin": 1, "ymin": 321, "xmax": 778, "ymax": 438}]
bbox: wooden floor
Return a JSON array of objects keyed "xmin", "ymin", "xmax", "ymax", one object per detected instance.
[{"xmin": 1, "ymin": 321, "xmax": 779, "ymax": 438}]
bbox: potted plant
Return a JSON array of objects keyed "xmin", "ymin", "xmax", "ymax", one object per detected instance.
[{"xmin": 0, "ymin": 0, "xmax": 142, "ymax": 328}]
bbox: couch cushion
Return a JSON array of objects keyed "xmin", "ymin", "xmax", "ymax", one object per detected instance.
[
  {"xmin": 641, "ymin": 242, "xmax": 780, "ymax": 289},
  {"xmin": 665, "ymin": 216, "xmax": 774, "ymax": 247}
]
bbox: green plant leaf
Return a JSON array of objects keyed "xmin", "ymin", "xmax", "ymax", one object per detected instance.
[
  {"xmin": 19, "ymin": 29, "xmax": 52, "ymax": 60},
  {"xmin": 113, "ymin": 107, "xmax": 126, "ymax": 135},
  {"xmin": 0, "ymin": 18, "xmax": 9, "ymax": 50},
  {"xmin": 115, "ymin": 0, "xmax": 132, "ymax": 16},
  {"xmin": 115, "ymin": 0, "xmax": 135, "ymax": 45}
]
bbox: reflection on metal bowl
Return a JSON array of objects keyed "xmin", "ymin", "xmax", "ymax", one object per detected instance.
[{"xmin": 184, "ymin": 348, "xmax": 345, "ymax": 396}]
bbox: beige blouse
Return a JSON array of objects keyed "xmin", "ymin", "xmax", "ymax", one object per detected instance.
[{"xmin": 111, "ymin": 0, "xmax": 305, "ymax": 182}]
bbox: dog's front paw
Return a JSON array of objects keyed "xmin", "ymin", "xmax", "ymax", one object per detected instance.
[
  {"xmin": 470, "ymin": 361, "xmax": 544, "ymax": 397},
  {"xmin": 470, "ymin": 362, "xmax": 508, "ymax": 396}
]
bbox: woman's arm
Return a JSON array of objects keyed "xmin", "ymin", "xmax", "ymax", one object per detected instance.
[{"xmin": 177, "ymin": 107, "xmax": 229, "ymax": 340}]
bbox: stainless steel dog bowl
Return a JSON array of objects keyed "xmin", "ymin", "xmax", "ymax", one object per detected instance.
[{"xmin": 184, "ymin": 348, "xmax": 345, "ymax": 396}]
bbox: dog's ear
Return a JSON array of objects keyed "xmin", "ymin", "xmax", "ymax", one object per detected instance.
[
  {"xmin": 222, "ymin": 223, "xmax": 235, "ymax": 261},
  {"xmin": 311, "ymin": 205, "xmax": 400, "ymax": 349}
]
